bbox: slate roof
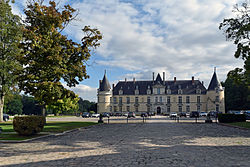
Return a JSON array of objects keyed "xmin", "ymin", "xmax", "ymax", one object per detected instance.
[
  {"xmin": 207, "ymin": 72, "xmax": 221, "ymax": 91},
  {"xmin": 113, "ymin": 79, "xmax": 207, "ymax": 95},
  {"xmin": 99, "ymin": 74, "xmax": 111, "ymax": 91}
]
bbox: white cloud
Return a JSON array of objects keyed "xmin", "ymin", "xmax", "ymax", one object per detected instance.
[{"xmin": 63, "ymin": 84, "xmax": 97, "ymax": 102}]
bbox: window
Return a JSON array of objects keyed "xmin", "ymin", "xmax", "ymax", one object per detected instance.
[
  {"xmin": 178, "ymin": 89, "xmax": 182, "ymax": 94},
  {"xmin": 110, "ymin": 106, "xmax": 112, "ymax": 112},
  {"xmin": 119, "ymin": 97, "xmax": 122, "ymax": 104},
  {"xmin": 160, "ymin": 96, "xmax": 162, "ymax": 103},
  {"xmin": 215, "ymin": 96, "xmax": 219, "ymax": 102},
  {"xmin": 110, "ymin": 97, "xmax": 112, "ymax": 103},
  {"xmin": 216, "ymin": 88, "xmax": 219, "ymax": 93},
  {"xmin": 186, "ymin": 105, "xmax": 190, "ymax": 113},
  {"xmin": 197, "ymin": 105, "xmax": 200, "ymax": 111},
  {"xmin": 119, "ymin": 106, "xmax": 122, "ymax": 112},
  {"xmin": 135, "ymin": 97, "xmax": 139, "ymax": 104},
  {"xmin": 113, "ymin": 97, "xmax": 117, "ymax": 104},
  {"xmin": 98, "ymin": 96, "xmax": 100, "ymax": 103},
  {"xmin": 147, "ymin": 106, "xmax": 150, "ymax": 112},
  {"xmin": 127, "ymin": 106, "xmax": 130, "ymax": 112},
  {"xmin": 197, "ymin": 96, "xmax": 200, "ymax": 103},
  {"xmin": 167, "ymin": 106, "xmax": 171, "ymax": 113},
  {"xmin": 167, "ymin": 96, "xmax": 170, "ymax": 104},
  {"xmin": 147, "ymin": 89, "xmax": 151, "ymax": 94},
  {"xmin": 186, "ymin": 96, "xmax": 190, "ymax": 103},
  {"xmin": 196, "ymin": 89, "xmax": 201, "ymax": 94},
  {"xmin": 167, "ymin": 89, "xmax": 171, "ymax": 94},
  {"xmin": 127, "ymin": 97, "xmax": 130, "ymax": 104},
  {"xmin": 114, "ymin": 106, "xmax": 117, "ymax": 112},
  {"xmin": 178, "ymin": 106, "xmax": 182, "ymax": 112},
  {"xmin": 147, "ymin": 97, "xmax": 150, "ymax": 104},
  {"xmin": 135, "ymin": 90, "xmax": 139, "ymax": 95},
  {"xmin": 155, "ymin": 97, "xmax": 158, "ymax": 103},
  {"xmin": 157, "ymin": 88, "xmax": 161, "ymax": 94},
  {"xmin": 178, "ymin": 96, "xmax": 182, "ymax": 104},
  {"xmin": 135, "ymin": 106, "xmax": 138, "ymax": 112},
  {"xmin": 216, "ymin": 104, "xmax": 219, "ymax": 112},
  {"xmin": 119, "ymin": 90, "xmax": 123, "ymax": 95}
]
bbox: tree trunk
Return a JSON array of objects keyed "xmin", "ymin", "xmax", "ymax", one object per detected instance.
[
  {"xmin": 42, "ymin": 105, "xmax": 46, "ymax": 116},
  {"xmin": 0, "ymin": 95, "xmax": 5, "ymax": 122}
]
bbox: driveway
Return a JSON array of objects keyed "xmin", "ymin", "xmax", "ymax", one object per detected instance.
[{"xmin": 0, "ymin": 120, "xmax": 249, "ymax": 166}]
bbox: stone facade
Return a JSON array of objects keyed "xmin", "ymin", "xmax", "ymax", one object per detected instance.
[{"xmin": 97, "ymin": 70, "xmax": 225, "ymax": 114}]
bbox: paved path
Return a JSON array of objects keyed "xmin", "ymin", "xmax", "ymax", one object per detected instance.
[{"xmin": 0, "ymin": 120, "xmax": 249, "ymax": 167}]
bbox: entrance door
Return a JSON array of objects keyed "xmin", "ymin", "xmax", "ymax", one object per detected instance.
[{"xmin": 157, "ymin": 107, "xmax": 161, "ymax": 115}]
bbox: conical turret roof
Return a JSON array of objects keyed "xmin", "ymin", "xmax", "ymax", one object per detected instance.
[
  {"xmin": 208, "ymin": 70, "xmax": 221, "ymax": 91},
  {"xmin": 99, "ymin": 73, "xmax": 111, "ymax": 91},
  {"xmin": 155, "ymin": 73, "xmax": 163, "ymax": 84}
]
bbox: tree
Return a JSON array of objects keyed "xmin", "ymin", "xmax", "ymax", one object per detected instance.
[
  {"xmin": 22, "ymin": 95, "xmax": 42, "ymax": 115},
  {"xmin": 219, "ymin": 1, "xmax": 250, "ymax": 102},
  {"xmin": 18, "ymin": 0, "xmax": 102, "ymax": 115},
  {"xmin": 3, "ymin": 93, "xmax": 23, "ymax": 115},
  {"xmin": 0, "ymin": 0, "xmax": 23, "ymax": 122},
  {"xmin": 78, "ymin": 98, "xmax": 97, "ymax": 113}
]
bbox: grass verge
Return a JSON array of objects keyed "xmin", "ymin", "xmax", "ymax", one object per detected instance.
[
  {"xmin": 0, "ymin": 121, "xmax": 97, "ymax": 141},
  {"xmin": 228, "ymin": 122, "xmax": 250, "ymax": 129}
]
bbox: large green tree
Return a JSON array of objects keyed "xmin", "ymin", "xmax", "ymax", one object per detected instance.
[
  {"xmin": 0, "ymin": 0, "xmax": 23, "ymax": 122},
  {"xmin": 18, "ymin": 0, "xmax": 102, "ymax": 115},
  {"xmin": 219, "ymin": 1, "xmax": 250, "ymax": 102},
  {"xmin": 3, "ymin": 93, "xmax": 23, "ymax": 115}
]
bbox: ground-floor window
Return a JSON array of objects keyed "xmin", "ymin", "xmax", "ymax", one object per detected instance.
[
  {"xmin": 110, "ymin": 106, "xmax": 112, "ymax": 112},
  {"xmin": 167, "ymin": 106, "xmax": 171, "ymax": 113},
  {"xmin": 186, "ymin": 105, "xmax": 190, "ymax": 113},
  {"xmin": 119, "ymin": 106, "xmax": 122, "ymax": 112},
  {"xmin": 147, "ymin": 106, "xmax": 150, "ymax": 112},
  {"xmin": 135, "ymin": 106, "xmax": 138, "ymax": 112},
  {"xmin": 178, "ymin": 106, "xmax": 182, "ymax": 112},
  {"xmin": 216, "ymin": 104, "xmax": 219, "ymax": 112},
  {"xmin": 114, "ymin": 106, "xmax": 117, "ymax": 112},
  {"xmin": 197, "ymin": 105, "xmax": 200, "ymax": 111},
  {"xmin": 127, "ymin": 106, "xmax": 130, "ymax": 112}
]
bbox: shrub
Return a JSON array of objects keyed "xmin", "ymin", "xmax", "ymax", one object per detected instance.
[
  {"xmin": 13, "ymin": 116, "xmax": 46, "ymax": 136},
  {"xmin": 218, "ymin": 113, "xmax": 246, "ymax": 123}
]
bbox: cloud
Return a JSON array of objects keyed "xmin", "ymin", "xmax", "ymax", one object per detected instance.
[{"xmin": 63, "ymin": 84, "xmax": 97, "ymax": 102}]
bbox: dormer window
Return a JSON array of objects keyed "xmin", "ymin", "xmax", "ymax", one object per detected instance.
[
  {"xmin": 135, "ymin": 89, "xmax": 139, "ymax": 95},
  {"xmin": 119, "ymin": 89, "xmax": 123, "ymax": 95},
  {"xmin": 167, "ymin": 89, "xmax": 171, "ymax": 95},
  {"xmin": 178, "ymin": 89, "xmax": 182, "ymax": 94},
  {"xmin": 147, "ymin": 89, "xmax": 151, "ymax": 95},
  {"xmin": 196, "ymin": 89, "xmax": 201, "ymax": 94}
]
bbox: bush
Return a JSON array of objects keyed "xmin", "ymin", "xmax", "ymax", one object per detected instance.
[
  {"xmin": 218, "ymin": 113, "xmax": 246, "ymax": 123},
  {"xmin": 13, "ymin": 116, "xmax": 46, "ymax": 136}
]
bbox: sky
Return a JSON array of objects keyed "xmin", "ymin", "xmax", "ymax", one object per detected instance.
[{"xmin": 12, "ymin": 0, "xmax": 245, "ymax": 102}]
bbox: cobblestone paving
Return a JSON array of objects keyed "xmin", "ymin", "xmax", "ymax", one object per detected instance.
[{"xmin": 0, "ymin": 119, "xmax": 250, "ymax": 167}]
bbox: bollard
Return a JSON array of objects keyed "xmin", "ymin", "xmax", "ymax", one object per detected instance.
[
  {"xmin": 127, "ymin": 117, "xmax": 128, "ymax": 123},
  {"xmin": 108, "ymin": 117, "xmax": 109, "ymax": 124},
  {"xmin": 143, "ymin": 116, "xmax": 145, "ymax": 123},
  {"xmin": 177, "ymin": 117, "xmax": 179, "ymax": 123}
]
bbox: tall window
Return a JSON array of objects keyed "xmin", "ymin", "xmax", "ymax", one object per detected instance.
[
  {"xmin": 119, "ymin": 97, "xmax": 122, "ymax": 104},
  {"xmin": 114, "ymin": 106, "xmax": 117, "ymax": 112},
  {"xmin": 155, "ymin": 97, "xmax": 158, "ymax": 103},
  {"xmin": 186, "ymin": 105, "xmax": 190, "ymax": 113},
  {"xmin": 127, "ymin": 106, "xmax": 130, "ymax": 112},
  {"xmin": 135, "ymin": 97, "xmax": 139, "ymax": 104},
  {"xmin": 113, "ymin": 97, "xmax": 117, "ymax": 104},
  {"xmin": 110, "ymin": 106, "xmax": 112, "ymax": 112},
  {"xmin": 119, "ymin": 106, "xmax": 122, "ymax": 112},
  {"xmin": 216, "ymin": 104, "xmax": 219, "ymax": 112},
  {"xmin": 157, "ymin": 88, "xmax": 161, "ymax": 94},
  {"xmin": 127, "ymin": 97, "xmax": 130, "ymax": 104},
  {"xmin": 147, "ymin": 97, "xmax": 150, "ymax": 104},
  {"xmin": 215, "ymin": 96, "xmax": 219, "ymax": 102},
  {"xmin": 178, "ymin": 96, "xmax": 182, "ymax": 104},
  {"xmin": 197, "ymin": 105, "xmax": 200, "ymax": 111},
  {"xmin": 160, "ymin": 96, "xmax": 162, "ymax": 103},
  {"xmin": 186, "ymin": 96, "xmax": 190, "ymax": 103},
  {"xmin": 197, "ymin": 96, "xmax": 200, "ymax": 104},
  {"xmin": 167, "ymin": 96, "xmax": 170, "ymax": 104},
  {"xmin": 147, "ymin": 106, "xmax": 150, "ymax": 112},
  {"xmin": 178, "ymin": 106, "xmax": 182, "ymax": 112},
  {"xmin": 167, "ymin": 106, "xmax": 171, "ymax": 113},
  {"xmin": 135, "ymin": 106, "xmax": 138, "ymax": 112}
]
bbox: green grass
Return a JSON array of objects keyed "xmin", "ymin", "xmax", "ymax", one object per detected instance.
[
  {"xmin": 0, "ymin": 121, "xmax": 97, "ymax": 141},
  {"xmin": 228, "ymin": 122, "xmax": 250, "ymax": 129}
]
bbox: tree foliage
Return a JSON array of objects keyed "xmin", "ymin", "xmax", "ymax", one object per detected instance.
[
  {"xmin": 219, "ymin": 1, "xmax": 250, "ymax": 102},
  {"xmin": 18, "ymin": 0, "xmax": 102, "ymax": 115},
  {"xmin": 78, "ymin": 98, "xmax": 97, "ymax": 113},
  {"xmin": 0, "ymin": 0, "xmax": 23, "ymax": 121},
  {"xmin": 22, "ymin": 95, "xmax": 42, "ymax": 115},
  {"xmin": 3, "ymin": 93, "xmax": 23, "ymax": 115}
]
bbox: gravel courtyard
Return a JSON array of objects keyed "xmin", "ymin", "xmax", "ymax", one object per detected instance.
[{"xmin": 0, "ymin": 118, "xmax": 249, "ymax": 167}]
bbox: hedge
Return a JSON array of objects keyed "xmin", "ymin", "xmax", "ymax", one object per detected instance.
[
  {"xmin": 13, "ymin": 116, "xmax": 46, "ymax": 136},
  {"xmin": 218, "ymin": 113, "xmax": 246, "ymax": 123}
]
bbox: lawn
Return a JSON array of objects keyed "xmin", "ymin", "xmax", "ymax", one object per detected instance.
[
  {"xmin": 228, "ymin": 122, "xmax": 250, "ymax": 129},
  {"xmin": 0, "ymin": 121, "xmax": 97, "ymax": 141}
]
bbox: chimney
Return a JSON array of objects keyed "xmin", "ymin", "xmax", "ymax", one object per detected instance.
[
  {"xmin": 174, "ymin": 77, "xmax": 176, "ymax": 83},
  {"xmin": 133, "ymin": 77, "xmax": 135, "ymax": 83},
  {"xmin": 192, "ymin": 76, "xmax": 194, "ymax": 85},
  {"xmin": 112, "ymin": 84, "xmax": 114, "ymax": 89},
  {"xmin": 202, "ymin": 81, "xmax": 204, "ymax": 85},
  {"xmin": 163, "ymin": 72, "xmax": 165, "ymax": 84},
  {"xmin": 153, "ymin": 72, "xmax": 155, "ymax": 82}
]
